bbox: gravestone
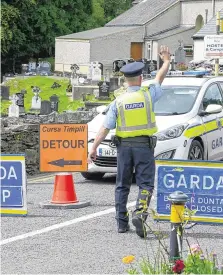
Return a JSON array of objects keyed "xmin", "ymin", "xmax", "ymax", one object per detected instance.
[
  {"xmin": 40, "ymin": 100, "xmax": 52, "ymax": 115},
  {"xmin": 147, "ymin": 60, "xmax": 157, "ymax": 74},
  {"xmin": 38, "ymin": 61, "xmax": 51, "ymax": 75},
  {"xmin": 98, "ymin": 81, "xmax": 110, "ymax": 98},
  {"xmin": 50, "ymin": 94, "xmax": 59, "ymax": 112},
  {"xmin": 175, "ymin": 42, "xmax": 186, "ymax": 64},
  {"xmin": 98, "ymin": 62, "xmax": 104, "ymax": 75},
  {"xmin": 8, "ymin": 95, "xmax": 19, "ymax": 117},
  {"xmin": 92, "ymin": 62, "xmax": 102, "ymax": 81},
  {"xmin": 16, "ymin": 92, "xmax": 25, "ymax": 114},
  {"xmin": 70, "ymin": 64, "xmax": 80, "ymax": 86},
  {"xmin": 21, "ymin": 64, "xmax": 29, "ymax": 75},
  {"xmin": 0, "ymin": 86, "xmax": 10, "ymax": 100},
  {"xmin": 28, "ymin": 62, "xmax": 36, "ymax": 72},
  {"xmin": 113, "ymin": 60, "xmax": 126, "ymax": 73},
  {"xmin": 87, "ymin": 62, "xmax": 94, "ymax": 80},
  {"xmin": 93, "ymin": 89, "xmax": 99, "ymax": 98},
  {"xmin": 30, "ymin": 86, "xmax": 41, "ymax": 110},
  {"xmin": 105, "ymin": 69, "xmax": 110, "ymax": 82},
  {"xmin": 109, "ymin": 77, "xmax": 119, "ymax": 91}
]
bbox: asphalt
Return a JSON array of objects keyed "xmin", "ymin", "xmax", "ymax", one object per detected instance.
[{"xmin": 1, "ymin": 173, "xmax": 223, "ymax": 274}]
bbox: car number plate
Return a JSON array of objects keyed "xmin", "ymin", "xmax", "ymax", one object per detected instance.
[{"xmin": 98, "ymin": 148, "xmax": 117, "ymax": 157}]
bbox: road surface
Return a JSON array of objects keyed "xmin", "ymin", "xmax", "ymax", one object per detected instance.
[{"xmin": 1, "ymin": 173, "xmax": 223, "ymax": 274}]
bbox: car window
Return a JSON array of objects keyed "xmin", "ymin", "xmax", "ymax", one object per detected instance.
[
  {"xmin": 154, "ymin": 86, "xmax": 200, "ymax": 115},
  {"xmin": 202, "ymin": 83, "xmax": 223, "ymax": 110}
]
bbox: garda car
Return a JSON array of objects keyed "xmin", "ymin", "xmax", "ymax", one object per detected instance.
[{"xmin": 82, "ymin": 71, "xmax": 223, "ymax": 180}]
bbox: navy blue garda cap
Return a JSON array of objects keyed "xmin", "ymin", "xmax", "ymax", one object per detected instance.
[{"xmin": 120, "ymin": 62, "xmax": 145, "ymax": 77}]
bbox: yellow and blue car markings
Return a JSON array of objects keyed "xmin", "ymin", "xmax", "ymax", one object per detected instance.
[{"xmin": 184, "ymin": 117, "xmax": 223, "ymax": 139}]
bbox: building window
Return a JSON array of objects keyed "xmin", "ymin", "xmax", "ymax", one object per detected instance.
[
  {"xmin": 146, "ymin": 42, "xmax": 152, "ymax": 60},
  {"xmin": 183, "ymin": 45, "xmax": 193, "ymax": 57},
  {"xmin": 195, "ymin": 15, "xmax": 204, "ymax": 32}
]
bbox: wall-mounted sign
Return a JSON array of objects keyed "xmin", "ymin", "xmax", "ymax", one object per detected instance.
[{"xmin": 204, "ymin": 35, "xmax": 223, "ymax": 58}]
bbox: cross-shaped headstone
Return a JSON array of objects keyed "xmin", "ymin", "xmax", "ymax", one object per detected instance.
[{"xmin": 92, "ymin": 61, "xmax": 102, "ymax": 81}]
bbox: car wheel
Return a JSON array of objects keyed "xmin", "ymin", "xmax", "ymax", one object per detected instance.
[
  {"xmin": 81, "ymin": 172, "xmax": 105, "ymax": 180},
  {"xmin": 188, "ymin": 140, "xmax": 204, "ymax": 160}
]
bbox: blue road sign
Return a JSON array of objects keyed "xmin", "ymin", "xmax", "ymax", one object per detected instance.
[
  {"xmin": 0, "ymin": 154, "xmax": 27, "ymax": 216},
  {"xmin": 155, "ymin": 160, "xmax": 223, "ymax": 224},
  {"xmin": 1, "ymin": 187, "xmax": 23, "ymax": 207},
  {"xmin": 0, "ymin": 161, "xmax": 23, "ymax": 187}
]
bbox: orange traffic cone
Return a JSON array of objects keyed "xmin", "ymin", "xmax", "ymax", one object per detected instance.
[
  {"xmin": 51, "ymin": 173, "xmax": 79, "ymax": 204},
  {"xmin": 39, "ymin": 173, "xmax": 91, "ymax": 209}
]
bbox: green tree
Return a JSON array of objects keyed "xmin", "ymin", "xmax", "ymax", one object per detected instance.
[
  {"xmin": 104, "ymin": 0, "xmax": 132, "ymax": 22},
  {"xmin": 1, "ymin": 2, "xmax": 20, "ymax": 54},
  {"xmin": 87, "ymin": 0, "xmax": 105, "ymax": 29},
  {"xmin": 1, "ymin": 0, "xmax": 132, "ymax": 74}
]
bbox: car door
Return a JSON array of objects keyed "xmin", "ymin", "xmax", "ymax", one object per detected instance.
[{"xmin": 200, "ymin": 83, "xmax": 223, "ymax": 160}]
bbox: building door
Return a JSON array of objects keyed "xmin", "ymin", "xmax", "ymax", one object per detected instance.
[{"xmin": 131, "ymin": 42, "xmax": 143, "ymax": 60}]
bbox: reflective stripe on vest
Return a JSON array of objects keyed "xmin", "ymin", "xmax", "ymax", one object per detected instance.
[{"xmin": 116, "ymin": 89, "xmax": 156, "ymax": 132}]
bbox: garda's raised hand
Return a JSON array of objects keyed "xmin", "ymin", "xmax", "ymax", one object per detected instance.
[{"xmin": 159, "ymin": 45, "xmax": 171, "ymax": 62}]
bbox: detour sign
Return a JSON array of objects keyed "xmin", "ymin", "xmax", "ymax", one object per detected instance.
[{"xmin": 39, "ymin": 124, "xmax": 88, "ymax": 172}]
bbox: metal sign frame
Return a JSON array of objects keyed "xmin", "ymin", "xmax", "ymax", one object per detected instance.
[
  {"xmin": 154, "ymin": 159, "xmax": 223, "ymax": 225},
  {"xmin": 0, "ymin": 154, "xmax": 27, "ymax": 216}
]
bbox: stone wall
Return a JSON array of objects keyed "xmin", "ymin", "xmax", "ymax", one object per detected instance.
[{"xmin": 1, "ymin": 110, "xmax": 97, "ymax": 175}]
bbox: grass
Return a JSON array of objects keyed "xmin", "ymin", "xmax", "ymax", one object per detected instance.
[{"xmin": 0, "ymin": 76, "xmax": 113, "ymax": 115}]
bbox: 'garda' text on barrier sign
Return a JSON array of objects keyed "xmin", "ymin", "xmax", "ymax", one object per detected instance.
[
  {"xmin": 39, "ymin": 124, "xmax": 88, "ymax": 172},
  {"xmin": 0, "ymin": 154, "xmax": 27, "ymax": 216},
  {"xmin": 154, "ymin": 160, "xmax": 223, "ymax": 225}
]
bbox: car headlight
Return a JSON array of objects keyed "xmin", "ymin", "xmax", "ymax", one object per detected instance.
[
  {"xmin": 155, "ymin": 124, "xmax": 188, "ymax": 141},
  {"xmin": 155, "ymin": 150, "xmax": 176, "ymax": 159}
]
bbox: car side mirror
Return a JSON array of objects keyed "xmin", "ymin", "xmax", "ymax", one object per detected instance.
[
  {"xmin": 199, "ymin": 104, "xmax": 223, "ymax": 116},
  {"xmin": 205, "ymin": 104, "xmax": 223, "ymax": 114}
]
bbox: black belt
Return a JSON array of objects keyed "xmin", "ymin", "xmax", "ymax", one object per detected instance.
[
  {"xmin": 111, "ymin": 135, "xmax": 157, "ymax": 149},
  {"xmin": 120, "ymin": 136, "xmax": 151, "ymax": 143}
]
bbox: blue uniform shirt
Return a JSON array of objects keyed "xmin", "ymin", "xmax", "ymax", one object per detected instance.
[{"xmin": 103, "ymin": 82, "xmax": 163, "ymax": 130}]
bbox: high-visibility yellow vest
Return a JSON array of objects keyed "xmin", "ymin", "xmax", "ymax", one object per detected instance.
[{"xmin": 115, "ymin": 87, "xmax": 158, "ymax": 138}]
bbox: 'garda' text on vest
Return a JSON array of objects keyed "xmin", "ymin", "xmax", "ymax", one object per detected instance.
[{"xmin": 125, "ymin": 102, "xmax": 144, "ymax": 110}]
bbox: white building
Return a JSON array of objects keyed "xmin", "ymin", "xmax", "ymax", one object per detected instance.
[{"xmin": 55, "ymin": 0, "xmax": 223, "ymax": 72}]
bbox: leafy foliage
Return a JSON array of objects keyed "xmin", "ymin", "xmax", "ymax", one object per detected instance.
[{"xmin": 1, "ymin": 0, "xmax": 133, "ymax": 74}]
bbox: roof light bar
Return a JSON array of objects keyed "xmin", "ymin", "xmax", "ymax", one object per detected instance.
[{"xmin": 150, "ymin": 70, "xmax": 211, "ymax": 77}]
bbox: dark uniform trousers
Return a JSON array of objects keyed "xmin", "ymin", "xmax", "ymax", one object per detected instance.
[{"xmin": 115, "ymin": 141, "xmax": 155, "ymax": 228}]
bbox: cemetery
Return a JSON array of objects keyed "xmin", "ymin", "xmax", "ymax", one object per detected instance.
[
  {"xmin": 0, "ymin": 59, "xmax": 129, "ymax": 175},
  {"xmin": 0, "ymin": 59, "xmax": 136, "ymax": 117}
]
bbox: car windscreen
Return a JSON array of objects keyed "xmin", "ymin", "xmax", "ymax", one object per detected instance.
[{"xmin": 154, "ymin": 86, "xmax": 200, "ymax": 115}]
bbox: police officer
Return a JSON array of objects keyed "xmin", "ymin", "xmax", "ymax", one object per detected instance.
[{"xmin": 88, "ymin": 45, "xmax": 171, "ymax": 238}]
